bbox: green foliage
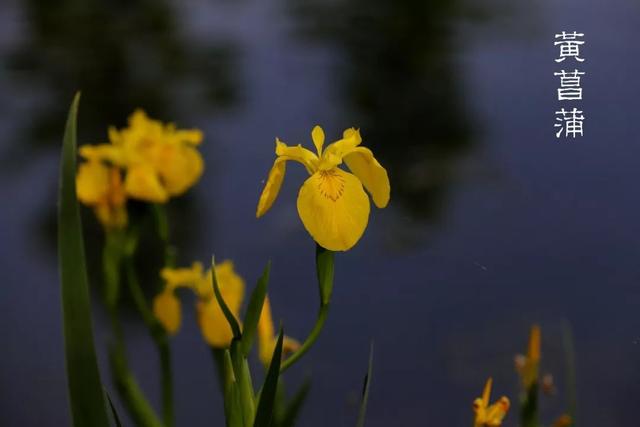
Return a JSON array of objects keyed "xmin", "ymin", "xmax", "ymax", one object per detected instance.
[
  {"xmin": 58, "ymin": 92, "xmax": 111, "ymax": 427},
  {"xmin": 241, "ymin": 262, "xmax": 271, "ymax": 357},
  {"xmin": 316, "ymin": 245, "xmax": 334, "ymax": 306},
  {"xmin": 254, "ymin": 330, "xmax": 285, "ymax": 427},
  {"xmin": 212, "ymin": 256, "xmax": 242, "ymax": 339}
]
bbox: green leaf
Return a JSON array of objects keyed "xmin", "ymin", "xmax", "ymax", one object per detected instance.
[
  {"xmin": 241, "ymin": 261, "xmax": 271, "ymax": 357},
  {"xmin": 58, "ymin": 92, "xmax": 111, "ymax": 427},
  {"xmin": 316, "ymin": 245, "xmax": 334, "ymax": 306},
  {"xmin": 277, "ymin": 379, "xmax": 311, "ymax": 427},
  {"xmin": 254, "ymin": 329, "xmax": 284, "ymax": 427},
  {"xmin": 223, "ymin": 350, "xmax": 244, "ymax": 427},
  {"xmin": 230, "ymin": 341, "xmax": 256, "ymax": 427},
  {"xmin": 355, "ymin": 343, "xmax": 374, "ymax": 427},
  {"xmin": 211, "ymin": 256, "xmax": 242, "ymax": 339}
]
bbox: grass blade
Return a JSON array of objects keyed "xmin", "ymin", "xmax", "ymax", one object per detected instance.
[
  {"xmin": 58, "ymin": 92, "xmax": 110, "ymax": 427},
  {"xmin": 355, "ymin": 343, "xmax": 374, "ymax": 427},
  {"xmin": 241, "ymin": 261, "xmax": 271, "ymax": 357},
  {"xmin": 254, "ymin": 329, "xmax": 284, "ymax": 427}
]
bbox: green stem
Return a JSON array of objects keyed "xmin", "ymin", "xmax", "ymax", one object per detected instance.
[
  {"xmin": 520, "ymin": 382, "xmax": 539, "ymax": 427},
  {"xmin": 109, "ymin": 336, "xmax": 164, "ymax": 427},
  {"xmin": 124, "ymin": 253, "xmax": 174, "ymax": 427},
  {"xmin": 104, "ymin": 232, "xmax": 165, "ymax": 427},
  {"xmin": 152, "ymin": 204, "xmax": 175, "ymax": 268},
  {"xmin": 280, "ymin": 245, "xmax": 334, "ymax": 374},
  {"xmin": 280, "ymin": 303, "xmax": 330, "ymax": 373}
]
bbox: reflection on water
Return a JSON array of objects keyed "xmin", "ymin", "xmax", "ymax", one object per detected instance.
[
  {"xmin": 5, "ymin": 0, "xmax": 237, "ymax": 154},
  {"xmin": 289, "ymin": 0, "xmax": 478, "ymax": 225}
]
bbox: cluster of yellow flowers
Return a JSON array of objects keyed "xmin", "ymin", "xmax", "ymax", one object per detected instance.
[
  {"xmin": 76, "ymin": 110, "xmax": 204, "ymax": 228},
  {"xmin": 153, "ymin": 260, "xmax": 300, "ymax": 365},
  {"xmin": 76, "ymin": 117, "xmax": 391, "ymax": 366}
]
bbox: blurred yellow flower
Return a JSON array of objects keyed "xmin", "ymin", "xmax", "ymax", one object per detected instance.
[
  {"xmin": 152, "ymin": 290, "xmax": 181, "ymax": 335},
  {"xmin": 153, "ymin": 261, "xmax": 299, "ymax": 357},
  {"xmin": 195, "ymin": 261, "xmax": 245, "ymax": 347},
  {"xmin": 257, "ymin": 296, "xmax": 300, "ymax": 365},
  {"xmin": 153, "ymin": 261, "xmax": 244, "ymax": 348},
  {"xmin": 551, "ymin": 414, "xmax": 572, "ymax": 427},
  {"xmin": 256, "ymin": 126, "xmax": 390, "ymax": 251},
  {"xmin": 78, "ymin": 109, "xmax": 204, "ymax": 206},
  {"xmin": 473, "ymin": 378, "xmax": 510, "ymax": 427},
  {"xmin": 76, "ymin": 158, "xmax": 127, "ymax": 229},
  {"xmin": 515, "ymin": 324, "xmax": 541, "ymax": 390}
]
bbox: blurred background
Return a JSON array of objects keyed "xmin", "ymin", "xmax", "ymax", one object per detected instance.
[{"xmin": 1, "ymin": 0, "xmax": 639, "ymax": 425}]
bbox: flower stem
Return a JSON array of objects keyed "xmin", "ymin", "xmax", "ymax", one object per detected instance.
[
  {"xmin": 280, "ymin": 303, "xmax": 330, "ymax": 373},
  {"xmin": 520, "ymin": 382, "xmax": 539, "ymax": 427},
  {"xmin": 103, "ymin": 236, "xmax": 164, "ymax": 427},
  {"xmin": 280, "ymin": 245, "xmax": 334, "ymax": 373},
  {"xmin": 124, "ymin": 252, "xmax": 174, "ymax": 427}
]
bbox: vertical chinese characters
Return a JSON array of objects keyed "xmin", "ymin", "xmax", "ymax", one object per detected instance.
[{"xmin": 554, "ymin": 32, "xmax": 586, "ymax": 139}]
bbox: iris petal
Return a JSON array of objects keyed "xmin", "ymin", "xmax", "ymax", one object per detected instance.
[
  {"xmin": 153, "ymin": 291, "xmax": 181, "ymax": 335},
  {"xmin": 344, "ymin": 146, "xmax": 390, "ymax": 208},
  {"xmin": 76, "ymin": 160, "xmax": 110, "ymax": 204},
  {"xmin": 155, "ymin": 144, "xmax": 204, "ymax": 196},
  {"xmin": 256, "ymin": 157, "xmax": 287, "ymax": 218},
  {"xmin": 297, "ymin": 168, "xmax": 370, "ymax": 251},
  {"xmin": 125, "ymin": 163, "xmax": 169, "ymax": 203},
  {"xmin": 311, "ymin": 125, "xmax": 325, "ymax": 156},
  {"xmin": 197, "ymin": 298, "xmax": 234, "ymax": 347},
  {"xmin": 318, "ymin": 128, "xmax": 362, "ymax": 170}
]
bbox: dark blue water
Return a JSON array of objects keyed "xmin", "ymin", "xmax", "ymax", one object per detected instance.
[{"xmin": 1, "ymin": 0, "xmax": 639, "ymax": 425}]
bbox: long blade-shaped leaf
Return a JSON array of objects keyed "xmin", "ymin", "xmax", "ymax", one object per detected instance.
[
  {"xmin": 211, "ymin": 256, "xmax": 242, "ymax": 339},
  {"xmin": 254, "ymin": 329, "xmax": 284, "ymax": 427},
  {"xmin": 230, "ymin": 341, "xmax": 256, "ymax": 426},
  {"xmin": 58, "ymin": 93, "xmax": 110, "ymax": 427},
  {"xmin": 241, "ymin": 261, "xmax": 271, "ymax": 357},
  {"xmin": 355, "ymin": 343, "xmax": 374, "ymax": 427},
  {"xmin": 223, "ymin": 350, "xmax": 244, "ymax": 427}
]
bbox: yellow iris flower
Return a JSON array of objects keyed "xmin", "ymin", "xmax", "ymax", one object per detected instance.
[
  {"xmin": 514, "ymin": 324, "xmax": 541, "ymax": 390},
  {"xmin": 153, "ymin": 261, "xmax": 298, "ymax": 358},
  {"xmin": 77, "ymin": 110, "xmax": 204, "ymax": 212},
  {"xmin": 472, "ymin": 378, "xmax": 510, "ymax": 427},
  {"xmin": 76, "ymin": 157, "xmax": 127, "ymax": 229},
  {"xmin": 256, "ymin": 126, "xmax": 390, "ymax": 251}
]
